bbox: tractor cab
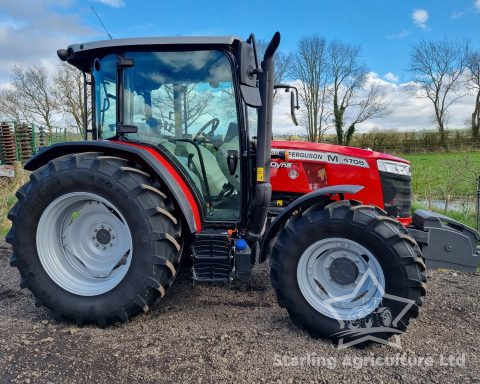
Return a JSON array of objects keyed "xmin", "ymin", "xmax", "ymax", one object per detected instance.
[{"xmin": 60, "ymin": 37, "xmax": 264, "ymax": 224}]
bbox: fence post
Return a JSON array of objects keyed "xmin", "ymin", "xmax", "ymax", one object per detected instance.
[
  {"xmin": 13, "ymin": 121, "xmax": 19, "ymax": 161},
  {"xmin": 31, "ymin": 123, "xmax": 36, "ymax": 154}
]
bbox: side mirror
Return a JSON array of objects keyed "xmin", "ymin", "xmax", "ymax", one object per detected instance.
[
  {"xmin": 290, "ymin": 91, "xmax": 298, "ymax": 126},
  {"xmin": 274, "ymin": 84, "xmax": 300, "ymax": 126},
  {"xmin": 239, "ymin": 34, "xmax": 262, "ymax": 107}
]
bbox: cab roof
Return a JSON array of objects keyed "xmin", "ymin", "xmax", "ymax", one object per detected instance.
[{"xmin": 58, "ymin": 36, "xmax": 242, "ymax": 72}]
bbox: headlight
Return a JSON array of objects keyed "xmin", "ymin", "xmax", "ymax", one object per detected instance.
[{"xmin": 377, "ymin": 159, "xmax": 411, "ymax": 176}]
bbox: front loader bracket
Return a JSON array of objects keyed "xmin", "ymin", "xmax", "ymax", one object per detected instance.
[{"xmin": 408, "ymin": 209, "xmax": 480, "ymax": 273}]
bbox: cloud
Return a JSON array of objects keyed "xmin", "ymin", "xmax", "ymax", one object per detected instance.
[
  {"xmin": 475, "ymin": 0, "xmax": 480, "ymax": 10},
  {"xmin": 386, "ymin": 30, "xmax": 409, "ymax": 40},
  {"xmin": 353, "ymin": 73, "xmax": 474, "ymax": 133},
  {"xmin": 93, "ymin": 0, "xmax": 125, "ymax": 7},
  {"xmin": 451, "ymin": 9, "xmax": 466, "ymax": 19},
  {"xmin": 412, "ymin": 9, "xmax": 429, "ymax": 29},
  {"xmin": 383, "ymin": 72, "xmax": 399, "ymax": 83},
  {"xmin": 0, "ymin": 1, "xmax": 96, "ymax": 84},
  {"xmin": 272, "ymin": 73, "xmax": 475, "ymax": 136}
]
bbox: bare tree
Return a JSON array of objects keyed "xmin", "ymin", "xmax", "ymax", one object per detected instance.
[
  {"xmin": 53, "ymin": 62, "xmax": 91, "ymax": 136},
  {"xmin": 408, "ymin": 38, "xmax": 470, "ymax": 147},
  {"xmin": 0, "ymin": 65, "xmax": 58, "ymax": 134},
  {"xmin": 152, "ymin": 84, "xmax": 214, "ymax": 135},
  {"xmin": 466, "ymin": 51, "xmax": 480, "ymax": 140},
  {"xmin": 256, "ymin": 39, "xmax": 290, "ymax": 102},
  {"xmin": 0, "ymin": 88, "xmax": 22, "ymax": 123},
  {"xmin": 329, "ymin": 41, "xmax": 389, "ymax": 145},
  {"xmin": 289, "ymin": 35, "xmax": 330, "ymax": 142}
]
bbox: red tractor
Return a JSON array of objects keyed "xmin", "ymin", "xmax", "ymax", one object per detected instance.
[{"xmin": 6, "ymin": 32, "xmax": 478, "ymax": 345}]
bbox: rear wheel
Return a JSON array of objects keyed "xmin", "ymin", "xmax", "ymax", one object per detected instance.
[
  {"xmin": 7, "ymin": 152, "xmax": 183, "ymax": 325},
  {"xmin": 270, "ymin": 200, "xmax": 426, "ymax": 345}
]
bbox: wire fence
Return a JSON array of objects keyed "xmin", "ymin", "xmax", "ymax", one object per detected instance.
[
  {"xmin": 0, "ymin": 122, "xmax": 82, "ymax": 164},
  {"xmin": 280, "ymin": 129, "xmax": 480, "ymax": 154},
  {"xmin": 346, "ymin": 129, "xmax": 480, "ymax": 154}
]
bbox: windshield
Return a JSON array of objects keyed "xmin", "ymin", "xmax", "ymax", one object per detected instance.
[{"xmin": 122, "ymin": 51, "xmax": 237, "ymax": 142}]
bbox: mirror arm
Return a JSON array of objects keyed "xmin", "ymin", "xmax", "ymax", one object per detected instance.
[
  {"xmin": 246, "ymin": 34, "xmax": 263, "ymax": 76},
  {"xmin": 274, "ymin": 83, "xmax": 300, "ymax": 126},
  {"xmin": 274, "ymin": 84, "xmax": 300, "ymax": 109}
]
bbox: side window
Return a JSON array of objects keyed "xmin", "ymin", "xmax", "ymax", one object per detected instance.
[{"xmin": 93, "ymin": 55, "xmax": 116, "ymax": 139}]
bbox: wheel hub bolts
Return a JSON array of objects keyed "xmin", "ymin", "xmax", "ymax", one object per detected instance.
[
  {"xmin": 95, "ymin": 228, "xmax": 112, "ymax": 245},
  {"xmin": 328, "ymin": 257, "xmax": 359, "ymax": 285}
]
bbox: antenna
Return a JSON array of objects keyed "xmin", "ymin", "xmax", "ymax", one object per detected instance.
[{"xmin": 90, "ymin": 5, "xmax": 113, "ymax": 40}]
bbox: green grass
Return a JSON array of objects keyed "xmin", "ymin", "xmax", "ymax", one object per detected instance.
[
  {"xmin": 411, "ymin": 202, "xmax": 477, "ymax": 229},
  {"xmin": 0, "ymin": 190, "xmax": 18, "ymax": 237},
  {"xmin": 400, "ymin": 151, "xmax": 480, "ymax": 198}
]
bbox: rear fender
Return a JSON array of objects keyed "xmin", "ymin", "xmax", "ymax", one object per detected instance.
[
  {"xmin": 25, "ymin": 141, "xmax": 201, "ymax": 233},
  {"xmin": 258, "ymin": 185, "xmax": 364, "ymax": 263}
]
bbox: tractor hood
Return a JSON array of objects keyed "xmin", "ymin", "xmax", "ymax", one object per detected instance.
[
  {"xmin": 270, "ymin": 140, "xmax": 411, "ymax": 213},
  {"xmin": 271, "ymin": 140, "xmax": 409, "ymax": 164}
]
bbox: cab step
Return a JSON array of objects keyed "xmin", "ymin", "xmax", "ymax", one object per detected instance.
[{"xmin": 192, "ymin": 230, "xmax": 233, "ymax": 282}]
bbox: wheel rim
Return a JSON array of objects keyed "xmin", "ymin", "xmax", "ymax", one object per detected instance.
[
  {"xmin": 36, "ymin": 192, "xmax": 133, "ymax": 296},
  {"xmin": 297, "ymin": 237, "xmax": 385, "ymax": 321}
]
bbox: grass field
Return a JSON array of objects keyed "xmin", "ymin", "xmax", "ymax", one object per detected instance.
[{"xmin": 401, "ymin": 151, "xmax": 480, "ymax": 198}]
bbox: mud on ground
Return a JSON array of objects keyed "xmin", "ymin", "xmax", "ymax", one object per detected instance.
[{"xmin": 0, "ymin": 239, "xmax": 479, "ymax": 383}]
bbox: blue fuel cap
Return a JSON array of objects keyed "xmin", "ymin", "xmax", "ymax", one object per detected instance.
[{"xmin": 235, "ymin": 238, "xmax": 247, "ymax": 251}]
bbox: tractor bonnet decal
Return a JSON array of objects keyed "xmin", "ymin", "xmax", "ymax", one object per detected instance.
[{"xmin": 271, "ymin": 149, "xmax": 369, "ymax": 168}]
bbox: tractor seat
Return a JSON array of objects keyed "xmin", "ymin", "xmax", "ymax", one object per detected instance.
[
  {"xmin": 224, "ymin": 122, "xmax": 238, "ymax": 143},
  {"xmin": 177, "ymin": 141, "xmax": 228, "ymax": 198}
]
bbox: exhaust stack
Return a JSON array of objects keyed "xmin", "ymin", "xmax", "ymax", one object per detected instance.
[{"xmin": 247, "ymin": 32, "xmax": 281, "ymax": 241}]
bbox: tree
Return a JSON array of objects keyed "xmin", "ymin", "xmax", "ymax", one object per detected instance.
[
  {"xmin": 466, "ymin": 51, "xmax": 480, "ymax": 140},
  {"xmin": 0, "ymin": 88, "xmax": 23, "ymax": 123},
  {"xmin": 289, "ymin": 35, "xmax": 330, "ymax": 142},
  {"xmin": 256, "ymin": 39, "xmax": 290, "ymax": 101},
  {"xmin": 152, "ymin": 84, "xmax": 215, "ymax": 135},
  {"xmin": 408, "ymin": 38, "xmax": 470, "ymax": 147},
  {"xmin": 0, "ymin": 65, "xmax": 59, "ymax": 134},
  {"xmin": 329, "ymin": 41, "xmax": 390, "ymax": 145},
  {"xmin": 53, "ymin": 62, "xmax": 91, "ymax": 136}
]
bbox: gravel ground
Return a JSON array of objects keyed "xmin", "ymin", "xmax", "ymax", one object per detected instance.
[{"xmin": 0, "ymin": 238, "xmax": 479, "ymax": 384}]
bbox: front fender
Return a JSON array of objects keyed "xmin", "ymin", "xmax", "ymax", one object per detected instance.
[
  {"xmin": 258, "ymin": 185, "xmax": 364, "ymax": 263},
  {"xmin": 25, "ymin": 141, "xmax": 201, "ymax": 233}
]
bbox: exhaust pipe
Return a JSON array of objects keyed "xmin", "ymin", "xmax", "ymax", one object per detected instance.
[{"xmin": 247, "ymin": 32, "xmax": 281, "ymax": 241}]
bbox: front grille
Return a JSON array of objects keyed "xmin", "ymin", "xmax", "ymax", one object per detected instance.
[{"xmin": 379, "ymin": 171, "xmax": 412, "ymax": 218}]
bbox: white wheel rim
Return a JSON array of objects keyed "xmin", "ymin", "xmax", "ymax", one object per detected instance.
[
  {"xmin": 36, "ymin": 192, "xmax": 133, "ymax": 296},
  {"xmin": 297, "ymin": 237, "xmax": 385, "ymax": 321}
]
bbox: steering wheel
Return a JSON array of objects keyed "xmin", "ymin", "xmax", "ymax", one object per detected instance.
[{"xmin": 194, "ymin": 118, "xmax": 220, "ymax": 141}]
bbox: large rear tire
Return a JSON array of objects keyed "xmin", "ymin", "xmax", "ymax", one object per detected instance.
[
  {"xmin": 7, "ymin": 152, "xmax": 183, "ymax": 326},
  {"xmin": 270, "ymin": 200, "xmax": 426, "ymax": 345}
]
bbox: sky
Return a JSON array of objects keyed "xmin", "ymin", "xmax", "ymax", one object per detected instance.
[{"xmin": 0, "ymin": 0, "xmax": 479, "ymax": 134}]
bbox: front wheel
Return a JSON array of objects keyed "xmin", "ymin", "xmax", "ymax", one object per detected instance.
[{"xmin": 270, "ymin": 200, "xmax": 426, "ymax": 345}]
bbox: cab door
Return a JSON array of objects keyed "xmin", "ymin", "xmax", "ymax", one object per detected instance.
[{"xmin": 117, "ymin": 50, "xmax": 242, "ymax": 222}]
